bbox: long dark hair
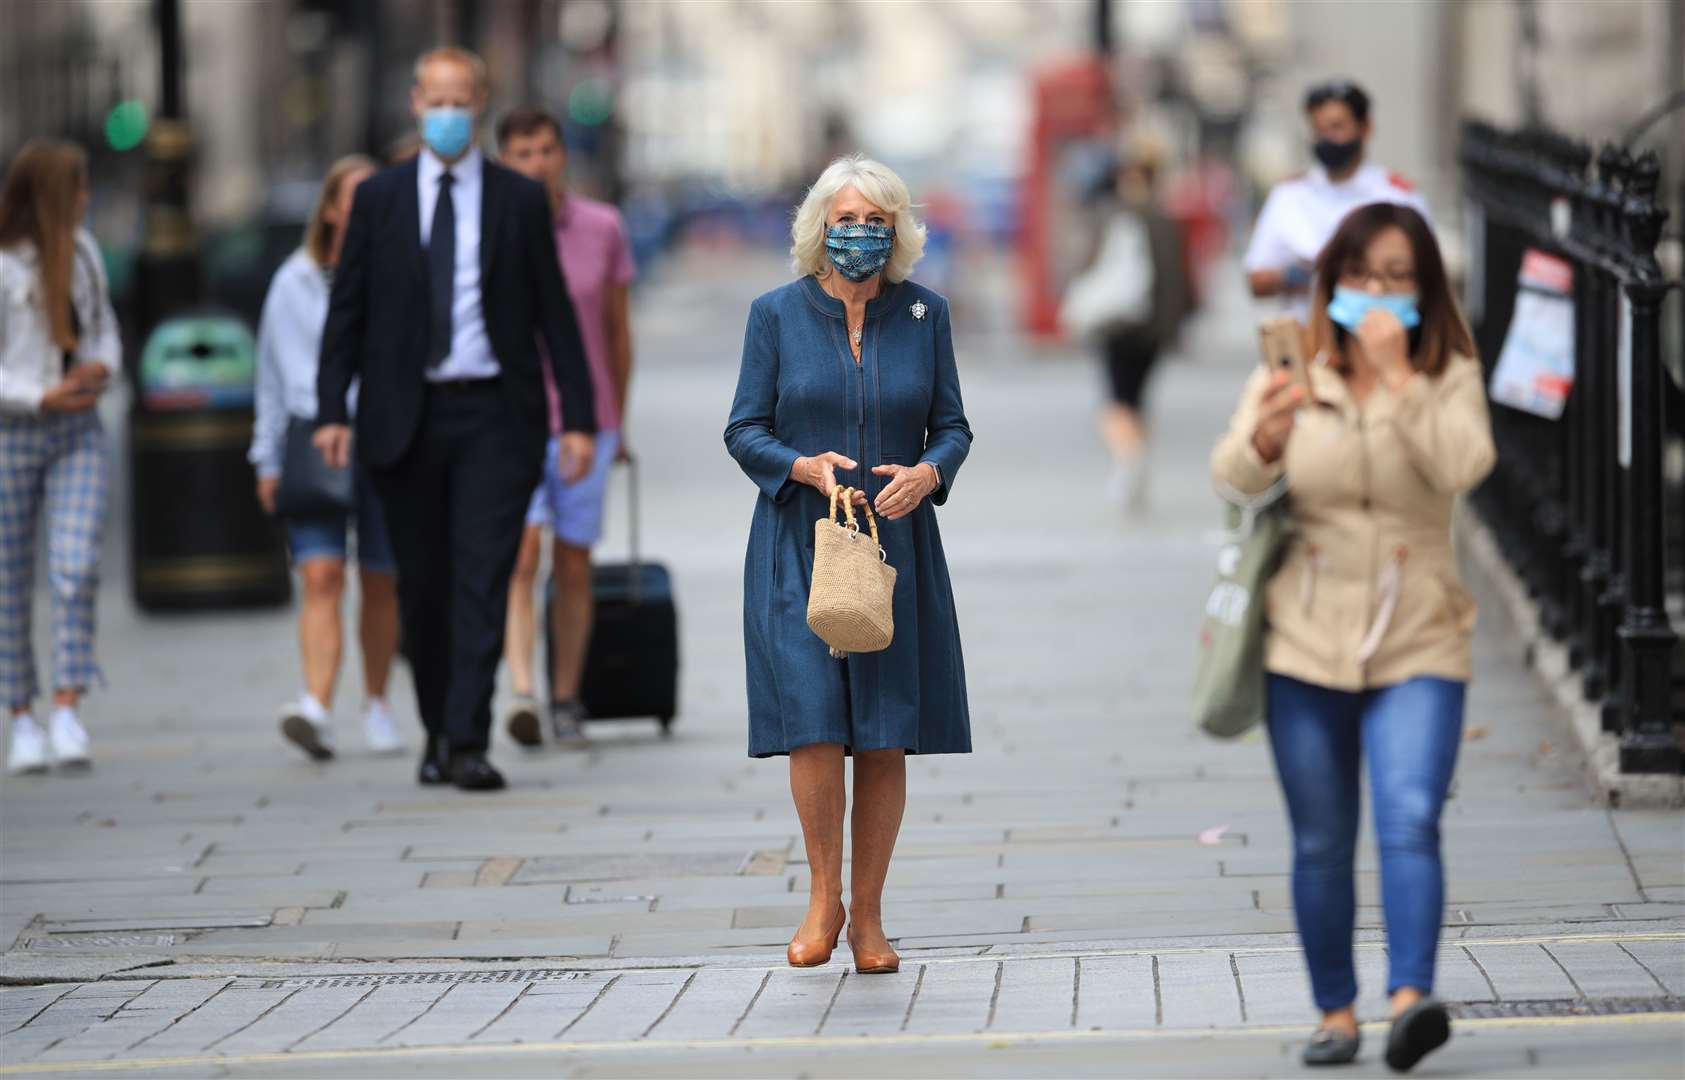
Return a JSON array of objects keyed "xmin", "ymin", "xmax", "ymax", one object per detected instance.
[
  {"xmin": 1310, "ymin": 202, "xmax": 1474, "ymax": 377},
  {"xmin": 0, "ymin": 139, "xmax": 87, "ymax": 351}
]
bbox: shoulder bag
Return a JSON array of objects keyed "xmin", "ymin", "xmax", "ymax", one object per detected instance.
[
  {"xmin": 1191, "ymin": 477, "xmax": 1291, "ymax": 738},
  {"xmin": 274, "ymin": 417, "xmax": 355, "ymax": 518}
]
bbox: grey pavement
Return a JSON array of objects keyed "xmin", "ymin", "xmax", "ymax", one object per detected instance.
[{"xmin": 1, "ymin": 251, "xmax": 1681, "ymax": 1077}]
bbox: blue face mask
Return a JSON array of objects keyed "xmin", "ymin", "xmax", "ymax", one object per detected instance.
[
  {"xmin": 1326, "ymin": 285, "xmax": 1421, "ymax": 331},
  {"xmin": 420, "ymin": 107, "xmax": 474, "ymax": 159},
  {"xmin": 825, "ymin": 223, "xmax": 895, "ymax": 282}
]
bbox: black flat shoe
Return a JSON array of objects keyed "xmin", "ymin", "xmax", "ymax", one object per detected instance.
[
  {"xmin": 1386, "ymin": 999, "xmax": 1450, "ymax": 1073},
  {"xmin": 1303, "ymin": 1027, "xmax": 1361, "ymax": 1066},
  {"xmin": 418, "ymin": 738, "xmax": 449, "ymax": 785},
  {"xmin": 449, "ymin": 753, "xmax": 506, "ymax": 791}
]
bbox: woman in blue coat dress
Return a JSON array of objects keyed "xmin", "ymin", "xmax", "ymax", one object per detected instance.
[{"xmin": 725, "ymin": 156, "xmax": 973, "ymax": 975}]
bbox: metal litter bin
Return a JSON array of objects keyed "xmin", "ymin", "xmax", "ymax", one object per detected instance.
[{"xmin": 130, "ymin": 313, "xmax": 289, "ymax": 610}]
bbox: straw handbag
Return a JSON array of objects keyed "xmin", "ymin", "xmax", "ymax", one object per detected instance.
[{"xmin": 807, "ymin": 485, "xmax": 897, "ymax": 658}]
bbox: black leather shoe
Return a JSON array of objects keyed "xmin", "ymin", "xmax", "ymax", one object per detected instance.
[
  {"xmin": 1385, "ymin": 998, "xmax": 1450, "ymax": 1072},
  {"xmin": 449, "ymin": 753, "xmax": 506, "ymax": 791},
  {"xmin": 418, "ymin": 738, "xmax": 449, "ymax": 785}
]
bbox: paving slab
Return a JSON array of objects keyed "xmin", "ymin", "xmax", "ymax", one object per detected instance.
[
  {"xmin": 378, "ymin": 980, "xmax": 529, "ymax": 1048},
  {"xmin": 1544, "ymin": 940, "xmax": 1673, "ymax": 998},
  {"xmin": 643, "ymin": 968, "xmax": 768, "ymax": 1041},
  {"xmin": 1154, "ymin": 949, "xmax": 1244, "ymax": 1028},
  {"xmin": 896, "ymin": 961, "xmax": 1000, "ymax": 1037},
  {"xmin": 559, "ymin": 970, "xmax": 692, "ymax": 1041},
  {"xmin": 733, "ymin": 968, "xmax": 845, "ymax": 1038},
  {"xmin": 472, "ymin": 973, "xmax": 613, "ymax": 1043},
  {"xmin": 988, "ymin": 956, "xmax": 1076, "ymax": 1032},
  {"xmin": 289, "ymin": 982, "xmax": 455, "ymax": 1051},
  {"xmin": 121, "ymin": 984, "xmax": 289, "ymax": 1057},
  {"xmin": 1616, "ymin": 938, "xmax": 1685, "ymax": 995}
]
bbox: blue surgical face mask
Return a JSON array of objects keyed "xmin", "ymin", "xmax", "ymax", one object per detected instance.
[
  {"xmin": 1326, "ymin": 285, "xmax": 1420, "ymax": 331},
  {"xmin": 420, "ymin": 107, "xmax": 474, "ymax": 159},
  {"xmin": 825, "ymin": 223, "xmax": 895, "ymax": 283}
]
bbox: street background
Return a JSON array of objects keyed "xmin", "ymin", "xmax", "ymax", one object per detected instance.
[{"xmin": 3, "ymin": 1, "xmax": 1685, "ymax": 1077}]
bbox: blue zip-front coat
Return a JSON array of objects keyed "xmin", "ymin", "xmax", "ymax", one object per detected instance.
[{"xmin": 725, "ymin": 275, "xmax": 973, "ymax": 758}]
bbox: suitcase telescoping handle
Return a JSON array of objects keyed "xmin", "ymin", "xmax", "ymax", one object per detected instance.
[{"xmin": 618, "ymin": 450, "xmax": 644, "ymax": 604}]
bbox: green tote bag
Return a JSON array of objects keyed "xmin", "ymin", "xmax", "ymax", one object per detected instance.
[{"xmin": 1191, "ymin": 479, "xmax": 1291, "ymax": 739}]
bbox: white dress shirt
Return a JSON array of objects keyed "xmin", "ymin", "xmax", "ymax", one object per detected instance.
[
  {"xmin": 1244, "ymin": 163, "xmax": 1432, "ymax": 321},
  {"xmin": 417, "ymin": 147, "xmax": 499, "ymax": 381}
]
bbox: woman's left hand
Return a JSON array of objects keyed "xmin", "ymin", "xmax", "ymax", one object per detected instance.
[
  {"xmin": 66, "ymin": 362, "xmax": 110, "ymax": 394},
  {"xmin": 872, "ymin": 462, "xmax": 938, "ymax": 521},
  {"xmin": 1353, "ymin": 307, "xmax": 1415, "ymax": 391}
]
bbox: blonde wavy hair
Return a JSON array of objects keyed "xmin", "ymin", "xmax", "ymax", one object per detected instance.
[
  {"xmin": 790, "ymin": 155, "xmax": 926, "ymax": 283},
  {"xmin": 304, "ymin": 154, "xmax": 378, "ymax": 269}
]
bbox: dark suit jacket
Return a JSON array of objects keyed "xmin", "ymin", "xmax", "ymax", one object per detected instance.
[{"xmin": 317, "ymin": 155, "xmax": 595, "ymax": 469}]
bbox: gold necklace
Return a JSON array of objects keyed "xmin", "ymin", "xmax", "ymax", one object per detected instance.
[{"xmin": 820, "ymin": 276, "xmax": 873, "ymax": 349}]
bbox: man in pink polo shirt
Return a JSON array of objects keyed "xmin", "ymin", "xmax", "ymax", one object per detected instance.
[{"xmin": 496, "ymin": 107, "xmax": 635, "ymax": 747}]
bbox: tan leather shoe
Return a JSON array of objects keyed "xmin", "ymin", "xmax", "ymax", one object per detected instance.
[
  {"xmin": 846, "ymin": 929, "xmax": 900, "ymax": 974},
  {"xmin": 787, "ymin": 903, "xmax": 846, "ymax": 967}
]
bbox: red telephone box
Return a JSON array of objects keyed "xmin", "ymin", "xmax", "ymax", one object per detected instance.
[{"xmin": 1020, "ymin": 58, "xmax": 1116, "ymax": 338}]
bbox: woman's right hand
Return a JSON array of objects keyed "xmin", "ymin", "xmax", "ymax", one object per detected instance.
[
  {"xmin": 791, "ymin": 452, "xmax": 866, "ymax": 503},
  {"xmin": 39, "ymin": 378, "xmax": 99, "ymax": 414},
  {"xmin": 257, "ymin": 476, "xmax": 280, "ymax": 516},
  {"xmin": 1250, "ymin": 371, "xmax": 1303, "ymax": 464},
  {"xmin": 313, "ymin": 423, "xmax": 353, "ymax": 469}
]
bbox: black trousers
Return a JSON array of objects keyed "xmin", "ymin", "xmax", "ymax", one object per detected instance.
[
  {"xmin": 369, "ymin": 381, "xmax": 542, "ymax": 754},
  {"xmin": 1100, "ymin": 326, "xmax": 1162, "ymax": 409}
]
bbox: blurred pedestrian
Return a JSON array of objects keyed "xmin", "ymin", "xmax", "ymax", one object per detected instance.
[
  {"xmin": 0, "ymin": 139, "xmax": 119, "ymax": 774},
  {"xmin": 1211, "ymin": 203, "xmax": 1493, "ymax": 1071},
  {"xmin": 1245, "ymin": 80, "xmax": 1428, "ymax": 320},
  {"xmin": 1063, "ymin": 142, "xmax": 1190, "ymax": 511},
  {"xmin": 384, "ymin": 133, "xmax": 422, "ymax": 166},
  {"xmin": 315, "ymin": 47, "xmax": 596, "ymax": 792},
  {"xmin": 250, "ymin": 154, "xmax": 404, "ymax": 762},
  {"xmin": 494, "ymin": 107, "xmax": 635, "ymax": 749},
  {"xmin": 725, "ymin": 155, "xmax": 973, "ymax": 974}
]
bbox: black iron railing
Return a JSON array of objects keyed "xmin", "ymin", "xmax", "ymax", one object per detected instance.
[{"xmin": 1461, "ymin": 119, "xmax": 1683, "ymax": 775}]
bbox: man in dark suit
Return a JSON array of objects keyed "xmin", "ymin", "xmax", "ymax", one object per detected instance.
[{"xmin": 315, "ymin": 47, "xmax": 595, "ymax": 791}]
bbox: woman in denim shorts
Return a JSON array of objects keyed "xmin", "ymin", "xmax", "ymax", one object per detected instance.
[{"xmin": 250, "ymin": 155, "xmax": 404, "ymax": 761}]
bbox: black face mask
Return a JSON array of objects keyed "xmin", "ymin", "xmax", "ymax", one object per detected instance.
[{"xmin": 1312, "ymin": 137, "xmax": 1362, "ymax": 171}]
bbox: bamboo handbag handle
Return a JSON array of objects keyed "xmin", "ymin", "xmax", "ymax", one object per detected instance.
[
  {"xmin": 831, "ymin": 486, "xmax": 882, "ymax": 544},
  {"xmin": 827, "ymin": 485, "xmax": 885, "ymax": 563},
  {"xmin": 853, "ymin": 491, "xmax": 881, "ymax": 548}
]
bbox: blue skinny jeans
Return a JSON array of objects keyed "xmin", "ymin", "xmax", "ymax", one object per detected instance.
[{"xmin": 1265, "ymin": 673, "xmax": 1465, "ymax": 1012}]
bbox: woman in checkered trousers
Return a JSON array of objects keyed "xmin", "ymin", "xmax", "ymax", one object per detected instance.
[{"xmin": 0, "ymin": 140, "xmax": 120, "ymax": 775}]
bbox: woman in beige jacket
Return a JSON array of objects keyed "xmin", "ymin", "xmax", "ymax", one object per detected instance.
[{"xmin": 1212, "ymin": 202, "xmax": 1494, "ymax": 1072}]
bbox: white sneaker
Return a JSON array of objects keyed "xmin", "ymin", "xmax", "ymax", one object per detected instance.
[
  {"xmin": 1107, "ymin": 459, "xmax": 1147, "ymax": 514},
  {"xmin": 279, "ymin": 695, "xmax": 335, "ymax": 762},
  {"xmin": 7, "ymin": 715, "xmax": 50, "ymax": 775},
  {"xmin": 47, "ymin": 707, "xmax": 90, "ymax": 768},
  {"xmin": 504, "ymin": 693, "xmax": 544, "ymax": 749},
  {"xmin": 362, "ymin": 699, "xmax": 405, "ymax": 756}
]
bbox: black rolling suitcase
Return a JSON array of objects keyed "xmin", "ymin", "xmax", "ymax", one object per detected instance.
[{"xmin": 547, "ymin": 456, "xmax": 680, "ymax": 734}]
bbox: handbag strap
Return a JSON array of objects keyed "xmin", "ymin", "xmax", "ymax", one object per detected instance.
[{"xmin": 1215, "ymin": 475, "xmax": 1289, "ymax": 535}]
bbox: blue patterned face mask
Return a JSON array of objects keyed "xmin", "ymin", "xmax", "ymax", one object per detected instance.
[
  {"xmin": 825, "ymin": 223, "xmax": 895, "ymax": 282},
  {"xmin": 1327, "ymin": 285, "xmax": 1420, "ymax": 331}
]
